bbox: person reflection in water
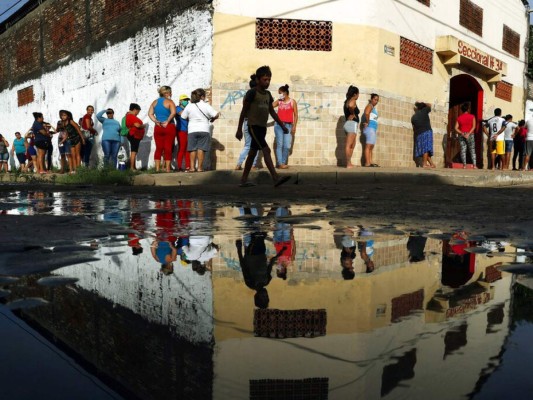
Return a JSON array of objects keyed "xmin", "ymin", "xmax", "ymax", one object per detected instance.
[
  {"xmin": 272, "ymin": 206, "xmax": 295, "ymax": 280},
  {"xmin": 236, "ymin": 233, "xmax": 286, "ymax": 309},
  {"xmin": 182, "ymin": 235, "xmax": 219, "ymax": 275},
  {"xmin": 338, "ymin": 226, "xmax": 375, "ymax": 279},
  {"xmin": 151, "ymin": 200, "xmax": 177, "ymax": 275}
]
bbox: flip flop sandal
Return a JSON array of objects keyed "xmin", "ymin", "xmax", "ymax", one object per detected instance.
[{"xmin": 239, "ymin": 182, "xmax": 257, "ymax": 187}]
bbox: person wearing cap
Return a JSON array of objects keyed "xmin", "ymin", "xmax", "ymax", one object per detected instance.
[
  {"xmin": 175, "ymin": 94, "xmax": 191, "ymax": 172},
  {"xmin": 96, "ymin": 108, "xmax": 122, "ymax": 168},
  {"xmin": 125, "ymin": 103, "xmax": 145, "ymax": 170}
]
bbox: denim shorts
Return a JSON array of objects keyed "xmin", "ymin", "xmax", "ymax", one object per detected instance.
[
  {"xmin": 16, "ymin": 153, "xmax": 26, "ymax": 164},
  {"xmin": 187, "ymin": 131, "xmax": 211, "ymax": 152},
  {"xmin": 363, "ymin": 127, "xmax": 377, "ymax": 145},
  {"xmin": 525, "ymin": 141, "xmax": 533, "ymax": 156},
  {"xmin": 0, "ymin": 152, "xmax": 8, "ymax": 162},
  {"xmin": 505, "ymin": 140, "xmax": 513, "ymax": 153},
  {"xmin": 343, "ymin": 120, "xmax": 358, "ymax": 135}
]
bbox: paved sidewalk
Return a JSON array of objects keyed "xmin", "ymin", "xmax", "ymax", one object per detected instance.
[{"xmin": 134, "ymin": 166, "xmax": 533, "ymax": 187}]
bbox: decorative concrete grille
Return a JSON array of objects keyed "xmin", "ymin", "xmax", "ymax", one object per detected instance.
[
  {"xmin": 391, "ymin": 289, "xmax": 424, "ymax": 322},
  {"xmin": 400, "ymin": 37, "xmax": 433, "ymax": 74},
  {"xmin": 250, "ymin": 378, "xmax": 329, "ymax": 400},
  {"xmin": 484, "ymin": 265, "xmax": 502, "ymax": 283},
  {"xmin": 502, "ymin": 25, "xmax": 520, "ymax": 57},
  {"xmin": 17, "ymin": 86, "xmax": 34, "ymax": 107},
  {"xmin": 417, "ymin": 0, "xmax": 430, "ymax": 6},
  {"xmin": 256, "ymin": 18, "xmax": 332, "ymax": 51},
  {"xmin": 495, "ymin": 81, "xmax": 513, "ymax": 102},
  {"xmin": 460, "ymin": 0, "xmax": 483, "ymax": 36},
  {"xmin": 254, "ymin": 309, "xmax": 327, "ymax": 338}
]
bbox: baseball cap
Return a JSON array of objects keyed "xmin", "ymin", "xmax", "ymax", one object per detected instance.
[{"xmin": 179, "ymin": 94, "xmax": 190, "ymax": 101}]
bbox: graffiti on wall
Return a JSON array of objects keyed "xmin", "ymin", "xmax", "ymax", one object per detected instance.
[{"xmin": 220, "ymin": 90, "xmax": 331, "ymax": 121}]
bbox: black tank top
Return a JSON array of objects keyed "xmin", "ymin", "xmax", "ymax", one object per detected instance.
[{"xmin": 344, "ymin": 100, "xmax": 360, "ymax": 123}]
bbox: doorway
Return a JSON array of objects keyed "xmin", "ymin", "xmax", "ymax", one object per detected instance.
[{"xmin": 446, "ymin": 74, "xmax": 484, "ymax": 168}]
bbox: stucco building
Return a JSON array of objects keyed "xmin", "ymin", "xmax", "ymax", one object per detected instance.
[{"xmin": 0, "ymin": 0, "xmax": 529, "ymax": 169}]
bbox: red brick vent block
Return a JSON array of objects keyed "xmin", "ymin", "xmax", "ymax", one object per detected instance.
[
  {"xmin": 417, "ymin": 0, "xmax": 430, "ymax": 6},
  {"xmin": 495, "ymin": 81, "xmax": 513, "ymax": 102},
  {"xmin": 105, "ymin": 0, "xmax": 140, "ymax": 21},
  {"xmin": 17, "ymin": 86, "xmax": 34, "ymax": 107},
  {"xmin": 254, "ymin": 309, "xmax": 327, "ymax": 338},
  {"xmin": 484, "ymin": 265, "xmax": 502, "ymax": 283},
  {"xmin": 51, "ymin": 13, "xmax": 76, "ymax": 50},
  {"xmin": 16, "ymin": 40, "xmax": 34, "ymax": 69},
  {"xmin": 391, "ymin": 289, "xmax": 424, "ymax": 322},
  {"xmin": 256, "ymin": 18, "xmax": 332, "ymax": 51},
  {"xmin": 502, "ymin": 25, "xmax": 520, "ymax": 57},
  {"xmin": 250, "ymin": 378, "xmax": 329, "ymax": 400},
  {"xmin": 445, "ymin": 291, "xmax": 491, "ymax": 319},
  {"xmin": 460, "ymin": 0, "xmax": 483, "ymax": 37},
  {"xmin": 400, "ymin": 37, "xmax": 433, "ymax": 74}
]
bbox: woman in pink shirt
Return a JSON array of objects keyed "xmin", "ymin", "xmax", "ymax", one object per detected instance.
[
  {"xmin": 454, "ymin": 102, "xmax": 477, "ymax": 169},
  {"xmin": 273, "ymin": 84, "xmax": 298, "ymax": 169}
]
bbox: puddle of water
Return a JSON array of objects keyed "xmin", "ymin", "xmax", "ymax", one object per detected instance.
[{"xmin": 0, "ymin": 191, "xmax": 533, "ymax": 399}]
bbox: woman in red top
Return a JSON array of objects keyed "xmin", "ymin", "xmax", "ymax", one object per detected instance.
[
  {"xmin": 80, "ymin": 105, "xmax": 98, "ymax": 168},
  {"xmin": 125, "ymin": 103, "xmax": 145, "ymax": 170},
  {"xmin": 454, "ymin": 102, "xmax": 477, "ymax": 169},
  {"xmin": 273, "ymin": 84, "xmax": 298, "ymax": 169}
]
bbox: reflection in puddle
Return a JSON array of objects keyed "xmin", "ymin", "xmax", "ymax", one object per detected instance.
[{"xmin": 0, "ymin": 191, "xmax": 532, "ymax": 399}]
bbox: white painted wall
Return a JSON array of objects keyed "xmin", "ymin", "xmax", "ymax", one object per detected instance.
[
  {"xmin": 214, "ymin": 0, "xmax": 528, "ymax": 85},
  {"xmin": 0, "ymin": 8, "xmax": 213, "ymax": 169}
]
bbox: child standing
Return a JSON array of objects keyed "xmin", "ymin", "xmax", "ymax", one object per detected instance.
[{"xmin": 235, "ymin": 66, "xmax": 291, "ymax": 187}]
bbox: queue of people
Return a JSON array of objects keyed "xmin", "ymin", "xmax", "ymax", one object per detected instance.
[{"xmin": 1, "ymin": 70, "xmax": 533, "ymax": 174}]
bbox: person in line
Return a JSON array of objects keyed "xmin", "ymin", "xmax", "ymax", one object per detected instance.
[
  {"xmin": 31, "ymin": 112, "xmax": 53, "ymax": 174},
  {"xmin": 24, "ymin": 130, "xmax": 37, "ymax": 173},
  {"xmin": 513, "ymin": 120, "xmax": 527, "ymax": 171},
  {"xmin": 59, "ymin": 110, "xmax": 85, "ymax": 174},
  {"xmin": 272, "ymin": 84, "xmax": 298, "ymax": 169},
  {"xmin": 235, "ymin": 65, "xmax": 291, "ymax": 187},
  {"xmin": 502, "ymin": 114, "xmax": 518, "ymax": 171},
  {"xmin": 148, "ymin": 86, "xmax": 177, "ymax": 173},
  {"xmin": 342, "ymin": 85, "xmax": 360, "ymax": 168},
  {"xmin": 181, "ymin": 88, "xmax": 219, "ymax": 172},
  {"xmin": 44, "ymin": 124, "xmax": 55, "ymax": 171},
  {"xmin": 11, "ymin": 132, "xmax": 26, "ymax": 172},
  {"xmin": 361, "ymin": 93, "xmax": 380, "ymax": 167},
  {"xmin": 175, "ymin": 94, "xmax": 191, "ymax": 172},
  {"xmin": 236, "ymin": 233, "xmax": 286, "ymax": 309},
  {"xmin": 454, "ymin": 102, "xmax": 477, "ymax": 169},
  {"xmin": 235, "ymin": 75, "xmax": 259, "ymax": 171},
  {"xmin": 411, "ymin": 101, "xmax": 435, "ymax": 168},
  {"xmin": 483, "ymin": 108, "xmax": 506, "ymax": 170},
  {"xmin": 125, "ymin": 103, "xmax": 145, "ymax": 171},
  {"xmin": 523, "ymin": 117, "xmax": 533, "ymax": 171},
  {"xmin": 55, "ymin": 120, "xmax": 69, "ymax": 174},
  {"xmin": 80, "ymin": 105, "xmax": 98, "ymax": 167},
  {"xmin": 96, "ymin": 108, "xmax": 122, "ymax": 168},
  {"xmin": 0, "ymin": 134, "xmax": 9, "ymax": 173}
]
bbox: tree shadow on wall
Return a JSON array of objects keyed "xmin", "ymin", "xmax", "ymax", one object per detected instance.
[
  {"xmin": 137, "ymin": 131, "xmax": 152, "ymax": 170},
  {"xmin": 334, "ymin": 116, "xmax": 345, "ymax": 167}
]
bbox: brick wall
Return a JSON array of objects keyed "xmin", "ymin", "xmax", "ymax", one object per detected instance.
[{"xmin": 0, "ymin": 0, "xmax": 209, "ymax": 89}]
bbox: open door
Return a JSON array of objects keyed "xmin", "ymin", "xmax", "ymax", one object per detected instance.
[{"xmin": 447, "ymin": 75, "xmax": 484, "ymax": 168}]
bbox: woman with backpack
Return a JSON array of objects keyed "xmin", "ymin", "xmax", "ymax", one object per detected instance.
[{"xmin": 96, "ymin": 108, "xmax": 122, "ymax": 168}]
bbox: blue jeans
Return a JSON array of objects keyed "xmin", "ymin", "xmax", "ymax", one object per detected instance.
[
  {"xmin": 101, "ymin": 140, "xmax": 121, "ymax": 168},
  {"xmin": 274, "ymin": 123, "xmax": 293, "ymax": 166},
  {"xmin": 237, "ymin": 120, "xmax": 258, "ymax": 167}
]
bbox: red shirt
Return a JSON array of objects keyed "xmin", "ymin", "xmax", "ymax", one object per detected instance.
[
  {"xmin": 457, "ymin": 113, "xmax": 475, "ymax": 133},
  {"xmin": 515, "ymin": 127, "xmax": 527, "ymax": 143},
  {"xmin": 126, "ymin": 113, "xmax": 145, "ymax": 139},
  {"xmin": 277, "ymin": 99, "xmax": 295, "ymax": 123}
]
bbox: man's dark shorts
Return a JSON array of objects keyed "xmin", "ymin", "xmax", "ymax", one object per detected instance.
[{"xmin": 249, "ymin": 125, "xmax": 268, "ymax": 151}]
